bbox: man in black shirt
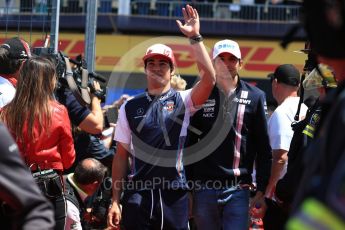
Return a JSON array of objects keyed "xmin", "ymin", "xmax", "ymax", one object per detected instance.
[{"xmin": 186, "ymin": 39, "xmax": 272, "ymax": 230}]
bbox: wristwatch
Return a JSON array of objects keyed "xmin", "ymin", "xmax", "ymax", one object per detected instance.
[{"xmin": 189, "ymin": 35, "xmax": 204, "ymax": 45}]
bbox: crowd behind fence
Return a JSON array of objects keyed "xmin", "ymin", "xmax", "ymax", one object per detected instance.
[{"xmin": 1, "ymin": 0, "xmax": 300, "ymax": 22}]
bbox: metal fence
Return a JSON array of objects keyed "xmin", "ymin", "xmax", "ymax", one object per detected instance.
[
  {"xmin": 0, "ymin": 0, "xmax": 300, "ymax": 22},
  {"xmin": 131, "ymin": 1, "xmax": 300, "ymax": 22}
]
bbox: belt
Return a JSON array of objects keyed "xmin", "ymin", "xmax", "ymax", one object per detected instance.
[{"xmin": 32, "ymin": 169, "xmax": 55, "ymax": 178}]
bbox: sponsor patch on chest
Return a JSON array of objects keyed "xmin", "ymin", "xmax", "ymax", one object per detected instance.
[{"xmin": 163, "ymin": 100, "xmax": 175, "ymax": 112}]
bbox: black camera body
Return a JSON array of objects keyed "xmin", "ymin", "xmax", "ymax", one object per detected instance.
[
  {"xmin": 85, "ymin": 177, "xmax": 112, "ymax": 229},
  {"xmin": 32, "ymin": 47, "xmax": 107, "ymax": 105}
]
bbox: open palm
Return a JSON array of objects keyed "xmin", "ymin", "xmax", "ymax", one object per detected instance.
[{"xmin": 176, "ymin": 5, "xmax": 200, "ymax": 38}]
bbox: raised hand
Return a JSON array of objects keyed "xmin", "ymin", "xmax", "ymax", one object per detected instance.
[{"xmin": 176, "ymin": 4, "xmax": 200, "ymax": 38}]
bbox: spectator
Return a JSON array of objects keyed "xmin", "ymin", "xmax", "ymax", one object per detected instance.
[
  {"xmin": 0, "ymin": 37, "xmax": 31, "ymax": 108},
  {"xmin": 64, "ymin": 158, "xmax": 107, "ymax": 230},
  {"xmin": 186, "ymin": 39, "xmax": 272, "ymax": 230},
  {"xmin": 170, "ymin": 74, "xmax": 187, "ymax": 91},
  {"xmin": 274, "ymin": 62, "xmax": 337, "ymax": 227},
  {"xmin": 0, "ymin": 56, "xmax": 76, "ymax": 230},
  {"xmin": 107, "ymin": 4, "xmax": 215, "ymax": 229},
  {"xmin": 0, "ymin": 122, "xmax": 55, "ymax": 230},
  {"xmin": 264, "ymin": 64, "xmax": 307, "ymax": 229},
  {"xmin": 286, "ymin": 0, "xmax": 345, "ymax": 229}
]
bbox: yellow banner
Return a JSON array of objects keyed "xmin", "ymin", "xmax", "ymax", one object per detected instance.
[{"xmin": 1, "ymin": 33, "xmax": 307, "ymax": 78}]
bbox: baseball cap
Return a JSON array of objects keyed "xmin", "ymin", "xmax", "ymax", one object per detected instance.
[
  {"xmin": 212, "ymin": 39, "xmax": 241, "ymax": 60},
  {"xmin": 143, "ymin": 44, "xmax": 175, "ymax": 67},
  {"xmin": 0, "ymin": 37, "xmax": 31, "ymax": 59},
  {"xmin": 268, "ymin": 64, "xmax": 300, "ymax": 87}
]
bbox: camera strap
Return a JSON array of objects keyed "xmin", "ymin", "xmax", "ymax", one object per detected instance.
[{"xmin": 63, "ymin": 57, "xmax": 91, "ymax": 107}]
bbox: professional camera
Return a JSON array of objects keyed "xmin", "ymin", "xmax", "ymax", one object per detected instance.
[
  {"xmin": 69, "ymin": 54, "xmax": 107, "ymax": 102},
  {"xmin": 84, "ymin": 177, "xmax": 112, "ymax": 229},
  {"xmin": 32, "ymin": 47, "xmax": 107, "ymax": 106}
]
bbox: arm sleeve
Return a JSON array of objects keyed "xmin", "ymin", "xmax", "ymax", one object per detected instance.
[
  {"xmin": 56, "ymin": 89, "xmax": 90, "ymax": 126},
  {"xmin": 0, "ymin": 123, "xmax": 55, "ymax": 230},
  {"xmin": 59, "ymin": 106, "xmax": 76, "ymax": 170},
  {"xmin": 254, "ymin": 93, "xmax": 272, "ymax": 193},
  {"xmin": 268, "ymin": 109, "xmax": 294, "ymax": 151},
  {"xmin": 114, "ymin": 103, "xmax": 131, "ymax": 144},
  {"xmin": 179, "ymin": 89, "xmax": 199, "ymax": 115},
  {"xmin": 65, "ymin": 200, "xmax": 82, "ymax": 230}
]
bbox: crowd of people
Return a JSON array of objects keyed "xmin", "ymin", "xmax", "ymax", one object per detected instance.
[{"xmin": 0, "ymin": 0, "xmax": 345, "ymax": 229}]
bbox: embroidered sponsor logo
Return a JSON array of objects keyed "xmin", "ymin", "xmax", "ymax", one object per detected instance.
[
  {"xmin": 137, "ymin": 108, "xmax": 144, "ymax": 115},
  {"xmin": 203, "ymin": 107, "xmax": 214, "ymax": 113},
  {"xmin": 203, "ymin": 99, "xmax": 216, "ymax": 107},
  {"xmin": 233, "ymin": 97, "xmax": 252, "ymax": 105},
  {"xmin": 164, "ymin": 100, "xmax": 175, "ymax": 112},
  {"xmin": 203, "ymin": 113, "xmax": 214, "ymax": 118},
  {"xmin": 241, "ymin": 90, "xmax": 248, "ymax": 99},
  {"xmin": 202, "ymin": 99, "xmax": 215, "ymax": 117}
]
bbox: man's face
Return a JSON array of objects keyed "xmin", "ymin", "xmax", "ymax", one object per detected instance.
[
  {"xmin": 145, "ymin": 56, "xmax": 173, "ymax": 87},
  {"xmin": 214, "ymin": 53, "xmax": 242, "ymax": 80}
]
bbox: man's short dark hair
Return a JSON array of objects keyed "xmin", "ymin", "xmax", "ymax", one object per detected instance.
[
  {"xmin": 74, "ymin": 158, "xmax": 107, "ymax": 185},
  {"xmin": 0, "ymin": 48, "xmax": 23, "ymax": 74}
]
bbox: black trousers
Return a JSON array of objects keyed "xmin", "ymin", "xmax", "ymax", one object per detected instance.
[
  {"xmin": 49, "ymin": 194, "xmax": 67, "ymax": 230},
  {"xmin": 263, "ymin": 198, "xmax": 289, "ymax": 230}
]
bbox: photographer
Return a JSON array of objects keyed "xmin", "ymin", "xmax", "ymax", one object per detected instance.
[
  {"xmin": 0, "ymin": 37, "xmax": 31, "ymax": 108},
  {"xmin": 55, "ymin": 58, "xmax": 104, "ymax": 135},
  {"xmin": 64, "ymin": 158, "xmax": 107, "ymax": 230}
]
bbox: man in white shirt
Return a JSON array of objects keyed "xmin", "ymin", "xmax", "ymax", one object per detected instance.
[
  {"xmin": 0, "ymin": 37, "xmax": 31, "ymax": 108},
  {"xmin": 266, "ymin": 64, "xmax": 307, "ymax": 196},
  {"xmin": 264, "ymin": 64, "xmax": 308, "ymax": 229}
]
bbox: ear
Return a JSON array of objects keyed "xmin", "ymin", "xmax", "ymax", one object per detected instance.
[
  {"xmin": 238, "ymin": 59, "xmax": 243, "ymax": 70},
  {"xmin": 170, "ymin": 67, "xmax": 175, "ymax": 76}
]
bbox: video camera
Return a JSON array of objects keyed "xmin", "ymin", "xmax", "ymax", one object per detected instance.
[{"xmin": 32, "ymin": 47, "xmax": 107, "ymax": 106}]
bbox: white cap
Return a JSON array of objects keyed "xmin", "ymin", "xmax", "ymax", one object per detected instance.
[
  {"xmin": 212, "ymin": 39, "xmax": 241, "ymax": 60},
  {"xmin": 143, "ymin": 44, "xmax": 175, "ymax": 66}
]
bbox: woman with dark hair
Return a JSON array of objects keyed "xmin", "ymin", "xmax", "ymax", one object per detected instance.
[{"xmin": 1, "ymin": 56, "xmax": 76, "ymax": 230}]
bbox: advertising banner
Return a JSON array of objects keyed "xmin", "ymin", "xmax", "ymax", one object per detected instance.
[{"xmin": 0, "ymin": 33, "xmax": 307, "ymax": 79}]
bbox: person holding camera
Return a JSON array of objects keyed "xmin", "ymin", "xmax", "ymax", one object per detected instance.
[
  {"xmin": 55, "ymin": 58, "xmax": 104, "ymax": 135},
  {"xmin": 108, "ymin": 5, "xmax": 216, "ymax": 229},
  {"xmin": 0, "ymin": 56, "xmax": 76, "ymax": 230},
  {"xmin": 0, "ymin": 37, "xmax": 31, "ymax": 108},
  {"xmin": 64, "ymin": 158, "xmax": 107, "ymax": 230}
]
